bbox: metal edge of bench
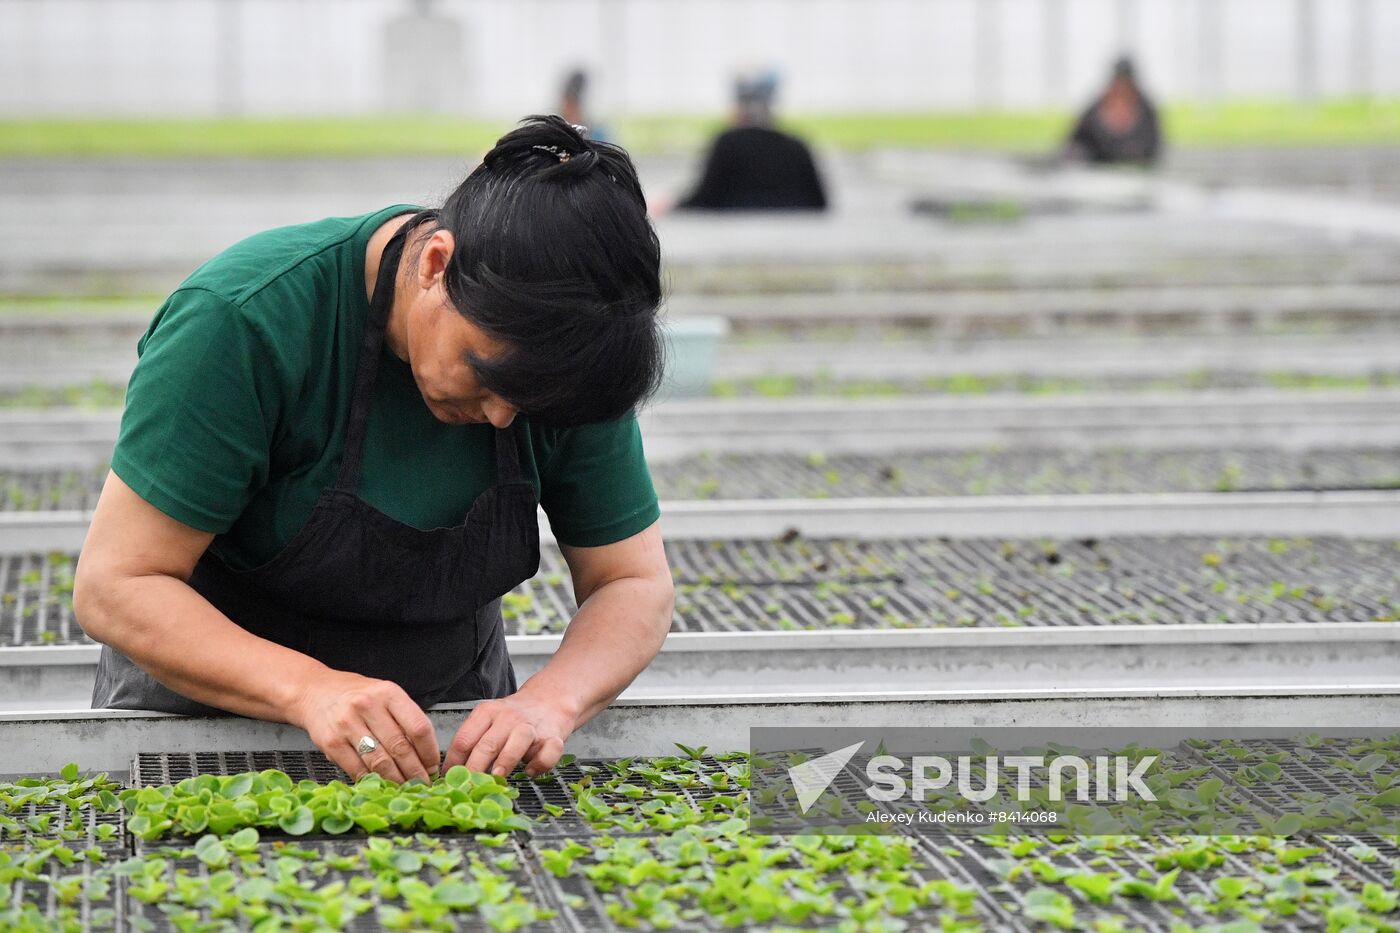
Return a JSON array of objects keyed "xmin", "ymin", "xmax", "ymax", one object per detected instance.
[
  {"xmin": 4, "ymin": 491, "xmax": 1400, "ymax": 552},
  {"xmin": 3, "ymin": 690, "xmax": 1398, "ymax": 772},
  {"xmin": 2, "ymin": 623, "xmax": 1397, "ymax": 667}
]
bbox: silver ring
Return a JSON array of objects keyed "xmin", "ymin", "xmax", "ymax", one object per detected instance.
[{"xmin": 356, "ymin": 735, "xmax": 378, "ymax": 756}]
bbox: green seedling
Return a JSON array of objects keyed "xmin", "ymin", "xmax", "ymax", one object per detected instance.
[{"xmin": 121, "ymin": 765, "xmax": 529, "ymax": 842}]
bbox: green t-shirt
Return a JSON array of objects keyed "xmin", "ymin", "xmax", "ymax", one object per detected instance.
[{"xmin": 112, "ymin": 205, "xmax": 660, "ymax": 571}]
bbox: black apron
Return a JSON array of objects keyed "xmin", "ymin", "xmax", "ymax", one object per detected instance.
[{"xmin": 92, "ymin": 223, "xmax": 541, "ymax": 715}]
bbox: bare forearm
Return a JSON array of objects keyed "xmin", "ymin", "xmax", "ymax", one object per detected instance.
[
  {"xmin": 516, "ymin": 575, "xmax": 672, "ymax": 726},
  {"xmin": 79, "ymin": 573, "xmax": 327, "ymax": 722}
]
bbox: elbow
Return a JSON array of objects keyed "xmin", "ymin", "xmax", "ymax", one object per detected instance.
[
  {"xmin": 72, "ymin": 556, "xmax": 121, "ymax": 647},
  {"xmin": 653, "ymin": 573, "xmax": 676, "ymax": 641}
]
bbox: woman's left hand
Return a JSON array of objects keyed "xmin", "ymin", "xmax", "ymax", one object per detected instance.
[{"xmin": 443, "ymin": 687, "xmax": 577, "ymax": 778}]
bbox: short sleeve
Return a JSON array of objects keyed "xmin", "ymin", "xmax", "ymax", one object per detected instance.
[
  {"xmin": 536, "ymin": 414, "xmax": 660, "ymax": 548},
  {"xmin": 110, "ymin": 288, "xmax": 284, "ymax": 534}
]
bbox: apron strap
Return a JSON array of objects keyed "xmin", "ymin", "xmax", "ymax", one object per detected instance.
[
  {"xmin": 494, "ymin": 421, "xmax": 527, "ymax": 484},
  {"xmin": 337, "ymin": 222, "xmax": 411, "ymax": 492}
]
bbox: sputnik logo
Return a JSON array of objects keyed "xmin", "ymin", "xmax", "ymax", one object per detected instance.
[{"xmin": 788, "ymin": 742, "xmax": 865, "ymax": 814}]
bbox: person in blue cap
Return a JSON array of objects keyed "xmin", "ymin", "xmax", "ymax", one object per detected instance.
[{"xmin": 675, "ymin": 70, "xmax": 828, "ymax": 211}]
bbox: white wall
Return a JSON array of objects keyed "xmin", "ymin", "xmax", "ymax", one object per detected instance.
[{"xmin": 0, "ymin": 0, "xmax": 1394, "ymax": 117}]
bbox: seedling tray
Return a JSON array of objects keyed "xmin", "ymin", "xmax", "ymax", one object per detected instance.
[
  {"xmin": 126, "ymin": 835, "xmax": 563, "ymax": 933},
  {"xmin": 134, "ymin": 750, "xmax": 747, "ymax": 842},
  {"xmin": 8, "ymin": 534, "xmax": 1397, "ymax": 645},
  {"xmin": 1, "ymin": 466, "xmax": 105, "ymax": 512},
  {"xmin": 8, "ymin": 447, "xmax": 1400, "ymax": 512},
  {"xmin": 7, "ymin": 850, "xmax": 125, "ymax": 931},
  {"xmin": 540, "ymin": 829, "xmax": 1003, "ymax": 932},
  {"xmin": 5, "ymin": 794, "xmax": 127, "ymax": 853},
  {"xmin": 936, "ymin": 831, "xmax": 1376, "ymax": 932},
  {"xmin": 1189, "ymin": 736, "xmax": 1400, "ymax": 829},
  {"xmin": 1, "ymin": 551, "xmax": 78, "ymax": 645},
  {"xmin": 133, "ymin": 750, "xmax": 346, "ymax": 787},
  {"xmin": 703, "ymin": 366, "xmax": 1400, "ymax": 396},
  {"xmin": 651, "ymin": 447, "xmax": 1400, "ymax": 500},
  {"xmin": 517, "ymin": 758, "xmax": 743, "ymax": 837},
  {"xmin": 12, "ymin": 745, "xmax": 1400, "ymax": 932}
]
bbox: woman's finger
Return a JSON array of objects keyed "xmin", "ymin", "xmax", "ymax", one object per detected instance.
[
  {"xmin": 362, "ymin": 706, "xmax": 430, "ymax": 783},
  {"xmin": 488, "ymin": 724, "xmax": 538, "ymax": 778},
  {"xmin": 324, "ymin": 737, "xmax": 369, "ymax": 782},
  {"xmin": 349, "ymin": 720, "xmax": 408, "ymax": 784},
  {"xmin": 465, "ymin": 718, "xmax": 518, "ymax": 775},
  {"xmin": 444, "ymin": 704, "xmax": 495, "ymax": 769},
  {"xmin": 524, "ymin": 736, "xmax": 566, "ymax": 778},
  {"xmin": 385, "ymin": 691, "xmax": 441, "ymax": 779}
]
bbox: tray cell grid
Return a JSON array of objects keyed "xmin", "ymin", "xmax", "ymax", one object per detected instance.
[
  {"xmin": 651, "ymin": 448, "xmax": 1400, "ymax": 500},
  {"xmin": 0, "ymin": 467, "xmax": 106, "ymax": 513},
  {"xmin": 5, "ymin": 798, "xmax": 127, "ymax": 854},
  {"xmin": 1188, "ymin": 737, "xmax": 1400, "ymax": 831},
  {"xmin": 7, "ymin": 535, "xmax": 1397, "ymax": 645},
  {"xmin": 538, "ymin": 827, "xmax": 1001, "ymax": 933},
  {"xmin": 127, "ymin": 835, "xmax": 562, "ymax": 933},
  {"xmin": 516, "ymin": 755, "xmax": 747, "ymax": 838},
  {"xmin": 936, "ymin": 832, "xmax": 1361, "ymax": 933},
  {"xmin": 134, "ymin": 750, "xmax": 348, "ymax": 788},
  {"xmin": 7, "ymin": 851, "xmax": 123, "ymax": 931},
  {"xmin": 0, "ymin": 552, "xmax": 78, "ymax": 646}
]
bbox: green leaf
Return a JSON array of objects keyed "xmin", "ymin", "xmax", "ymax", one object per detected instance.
[
  {"xmin": 1355, "ymin": 753, "xmax": 1388, "ymax": 774},
  {"xmin": 277, "ymin": 806, "xmax": 314, "ymax": 835},
  {"xmin": 433, "ymin": 880, "xmax": 481, "ymax": 908},
  {"xmin": 1022, "ymin": 888, "xmax": 1076, "ymax": 929},
  {"xmin": 321, "ymin": 815, "xmax": 354, "ymax": 835},
  {"xmin": 220, "ymin": 774, "xmax": 254, "ymax": 798},
  {"xmin": 260, "ymin": 770, "xmax": 293, "ymax": 793},
  {"xmin": 1278, "ymin": 845, "xmax": 1323, "ymax": 865},
  {"xmin": 60, "ymin": 763, "xmax": 79, "ymax": 782},
  {"xmin": 1195, "ymin": 778, "xmax": 1224, "ymax": 805},
  {"xmin": 1368, "ymin": 787, "xmax": 1400, "ymax": 808},
  {"xmin": 353, "ymin": 812, "xmax": 391, "ymax": 833},
  {"xmin": 1065, "ymin": 872, "xmax": 1115, "ymax": 904},
  {"xmin": 1362, "ymin": 881, "xmax": 1398, "ymax": 913},
  {"xmin": 193, "ymin": 835, "xmax": 229, "ymax": 868},
  {"xmin": 392, "ymin": 851, "xmax": 423, "ymax": 873},
  {"xmin": 228, "ymin": 827, "xmax": 260, "ymax": 852}
]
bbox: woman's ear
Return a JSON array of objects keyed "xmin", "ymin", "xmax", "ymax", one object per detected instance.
[{"xmin": 417, "ymin": 228, "xmax": 456, "ymax": 290}]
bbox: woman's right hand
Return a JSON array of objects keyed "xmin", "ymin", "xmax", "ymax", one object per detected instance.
[{"xmin": 291, "ymin": 670, "xmax": 441, "ymax": 783}]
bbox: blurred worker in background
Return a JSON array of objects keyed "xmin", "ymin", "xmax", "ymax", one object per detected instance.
[
  {"xmin": 558, "ymin": 67, "xmax": 612, "ymax": 144},
  {"xmin": 671, "ymin": 69, "xmax": 827, "ymax": 212},
  {"xmin": 1063, "ymin": 56, "xmax": 1161, "ymax": 166}
]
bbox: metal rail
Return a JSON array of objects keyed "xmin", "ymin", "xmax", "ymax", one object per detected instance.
[
  {"xmin": 667, "ymin": 282, "xmax": 1400, "ymax": 332},
  {"xmin": 12, "ymin": 447, "xmax": 1400, "ymax": 511},
  {"xmin": 6, "ymin": 624, "xmax": 1399, "ymax": 711},
  {"xmin": 0, "ymin": 511, "xmax": 89, "ymax": 553},
  {"xmin": 12, "ymin": 336, "xmax": 1400, "ymax": 394},
  {"xmin": 4, "ymin": 490, "xmax": 1399, "ymax": 554},
  {"xmin": 5, "ymin": 391, "xmax": 1399, "ymax": 467},
  {"xmin": 653, "ymin": 491, "xmax": 1400, "ymax": 539},
  {"xmin": 4, "ymin": 688, "xmax": 1397, "ymax": 774},
  {"xmin": 640, "ymin": 392, "xmax": 1400, "ymax": 458},
  {"xmin": 714, "ymin": 336, "xmax": 1400, "ymax": 381},
  {"xmin": 7, "ymin": 288, "xmax": 1398, "ymax": 351}
]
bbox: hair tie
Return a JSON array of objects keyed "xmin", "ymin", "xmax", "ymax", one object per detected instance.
[{"xmin": 532, "ymin": 144, "xmax": 571, "ymax": 163}]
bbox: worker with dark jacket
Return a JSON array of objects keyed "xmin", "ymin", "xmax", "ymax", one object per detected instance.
[
  {"xmin": 677, "ymin": 71, "xmax": 827, "ymax": 211},
  {"xmin": 1064, "ymin": 56, "xmax": 1161, "ymax": 166}
]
